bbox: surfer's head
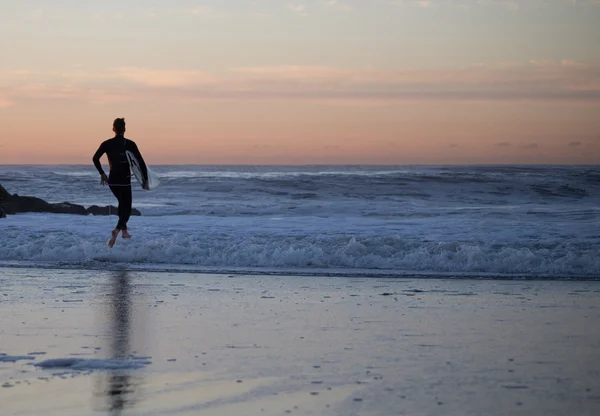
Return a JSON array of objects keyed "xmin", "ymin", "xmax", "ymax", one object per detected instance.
[{"xmin": 113, "ymin": 118, "xmax": 126, "ymax": 135}]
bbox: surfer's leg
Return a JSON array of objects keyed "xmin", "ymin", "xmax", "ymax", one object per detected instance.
[
  {"xmin": 122, "ymin": 201, "xmax": 132, "ymax": 238},
  {"xmin": 116, "ymin": 200, "xmax": 126, "ymax": 229},
  {"xmin": 117, "ymin": 186, "xmax": 133, "ymax": 238},
  {"xmin": 108, "ymin": 185, "xmax": 122, "ymax": 248},
  {"xmin": 110, "ymin": 185, "xmax": 129, "ymax": 230},
  {"xmin": 121, "ymin": 186, "xmax": 133, "ymax": 229},
  {"xmin": 108, "ymin": 228, "xmax": 120, "ymax": 248}
]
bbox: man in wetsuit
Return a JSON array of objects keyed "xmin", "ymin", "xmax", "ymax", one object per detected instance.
[{"xmin": 93, "ymin": 118, "xmax": 148, "ymax": 248}]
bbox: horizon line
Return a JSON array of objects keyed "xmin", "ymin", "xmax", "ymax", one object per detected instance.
[{"xmin": 0, "ymin": 163, "xmax": 597, "ymax": 167}]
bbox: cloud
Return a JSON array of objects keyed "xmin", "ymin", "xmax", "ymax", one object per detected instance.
[
  {"xmin": 0, "ymin": 67, "xmax": 218, "ymax": 88},
  {"xmin": 251, "ymin": 12, "xmax": 273, "ymax": 19},
  {"xmin": 496, "ymin": 142, "xmax": 511, "ymax": 147},
  {"xmin": 499, "ymin": 1, "xmax": 520, "ymax": 10},
  {"xmin": 144, "ymin": 9, "xmax": 157, "ymax": 18},
  {"xmin": 324, "ymin": 0, "xmax": 354, "ymax": 11},
  {"xmin": 415, "ymin": 1, "xmax": 434, "ymax": 8},
  {"xmin": 568, "ymin": 141, "xmax": 582, "ymax": 147},
  {"xmin": 111, "ymin": 68, "xmax": 218, "ymax": 87},
  {"xmin": 466, "ymin": 0, "xmax": 519, "ymax": 10},
  {"xmin": 530, "ymin": 59, "xmax": 585, "ymax": 67},
  {"xmin": 520, "ymin": 143, "xmax": 539, "ymax": 149},
  {"xmin": 455, "ymin": 3, "xmax": 472, "ymax": 11},
  {"xmin": 0, "ymin": 97, "xmax": 13, "ymax": 108},
  {"xmin": 190, "ymin": 6, "xmax": 210, "ymax": 15},
  {"xmin": 1, "ymin": 62, "xmax": 600, "ymax": 107},
  {"xmin": 560, "ymin": 60, "xmax": 584, "ymax": 67},
  {"xmin": 229, "ymin": 62, "xmax": 600, "ymax": 102},
  {"xmin": 288, "ymin": 4, "xmax": 308, "ymax": 16},
  {"xmin": 395, "ymin": 0, "xmax": 598, "ymax": 9},
  {"xmin": 190, "ymin": 6, "xmax": 228, "ymax": 19},
  {"xmin": 31, "ymin": 8, "xmax": 43, "ymax": 20},
  {"xmin": 231, "ymin": 65, "xmax": 352, "ymax": 80},
  {"xmin": 569, "ymin": 0, "xmax": 600, "ymax": 5}
]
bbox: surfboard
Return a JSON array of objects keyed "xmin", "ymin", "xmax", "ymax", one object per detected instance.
[{"xmin": 125, "ymin": 150, "xmax": 160, "ymax": 190}]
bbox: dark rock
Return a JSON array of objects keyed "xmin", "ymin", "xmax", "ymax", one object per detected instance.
[
  {"xmin": 52, "ymin": 202, "xmax": 88, "ymax": 215},
  {"xmin": 0, "ymin": 184, "xmax": 8, "ymax": 218},
  {"xmin": 86, "ymin": 205, "xmax": 112, "ymax": 216},
  {"xmin": 0, "ymin": 184, "xmax": 141, "ymax": 216},
  {"xmin": 2, "ymin": 195, "xmax": 54, "ymax": 214},
  {"xmin": 0, "ymin": 183, "xmax": 10, "ymax": 201},
  {"xmin": 86, "ymin": 205, "xmax": 141, "ymax": 216}
]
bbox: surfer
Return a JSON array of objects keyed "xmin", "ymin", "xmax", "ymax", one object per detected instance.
[{"xmin": 93, "ymin": 118, "xmax": 149, "ymax": 248}]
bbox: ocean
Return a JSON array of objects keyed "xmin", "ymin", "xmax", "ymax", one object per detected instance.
[{"xmin": 0, "ymin": 165, "xmax": 598, "ymax": 278}]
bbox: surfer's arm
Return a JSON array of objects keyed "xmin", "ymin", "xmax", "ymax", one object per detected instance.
[{"xmin": 92, "ymin": 143, "xmax": 107, "ymax": 176}]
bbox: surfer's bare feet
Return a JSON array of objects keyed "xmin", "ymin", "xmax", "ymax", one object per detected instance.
[
  {"xmin": 108, "ymin": 229, "xmax": 120, "ymax": 248},
  {"xmin": 122, "ymin": 229, "xmax": 132, "ymax": 239}
]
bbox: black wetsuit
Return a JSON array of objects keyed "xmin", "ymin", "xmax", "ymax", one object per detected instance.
[{"xmin": 93, "ymin": 135, "xmax": 147, "ymax": 230}]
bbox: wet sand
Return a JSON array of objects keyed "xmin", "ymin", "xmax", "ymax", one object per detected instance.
[{"xmin": 1, "ymin": 267, "xmax": 599, "ymax": 415}]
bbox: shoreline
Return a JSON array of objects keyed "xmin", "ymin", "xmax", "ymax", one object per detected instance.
[
  {"xmin": 1, "ymin": 261, "xmax": 597, "ymax": 281},
  {"xmin": 0, "ymin": 260, "xmax": 600, "ymax": 282}
]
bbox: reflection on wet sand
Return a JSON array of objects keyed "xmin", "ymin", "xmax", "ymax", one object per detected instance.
[{"xmin": 94, "ymin": 270, "xmax": 144, "ymax": 415}]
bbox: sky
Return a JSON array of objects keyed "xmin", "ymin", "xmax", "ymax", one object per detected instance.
[{"xmin": 0, "ymin": 0, "xmax": 599, "ymax": 165}]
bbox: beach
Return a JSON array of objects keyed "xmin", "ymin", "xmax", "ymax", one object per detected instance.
[
  {"xmin": 1, "ymin": 0, "xmax": 599, "ymax": 412},
  {"xmin": 1, "ymin": 266, "xmax": 599, "ymax": 415}
]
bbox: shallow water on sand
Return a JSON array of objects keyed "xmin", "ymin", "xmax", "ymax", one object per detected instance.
[{"xmin": 1, "ymin": 267, "xmax": 600, "ymax": 415}]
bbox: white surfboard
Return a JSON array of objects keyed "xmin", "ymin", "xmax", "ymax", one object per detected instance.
[{"xmin": 125, "ymin": 150, "xmax": 160, "ymax": 190}]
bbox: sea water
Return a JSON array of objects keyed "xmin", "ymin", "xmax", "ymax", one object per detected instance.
[{"xmin": 0, "ymin": 165, "xmax": 598, "ymax": 278}]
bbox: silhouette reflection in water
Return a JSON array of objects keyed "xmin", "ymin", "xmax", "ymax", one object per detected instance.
[{"xmin": 94, "ymin": 270, "xmax": 145, "ymax": 415}]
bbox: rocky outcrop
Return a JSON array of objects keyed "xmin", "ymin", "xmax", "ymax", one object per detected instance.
[
  {"xmin": 0, "ymin": 184, "xmax": 141, "ymax": 217},
  {"xmin": 0, "ymin": 184, "xmax": 10, "ymax": 219},
  {"xmin": 86, "ymin": 205, "xmax": 141, "ymax": 216},
  {"xmin": 0, "ymin": 183, "xmax": 10, "ymax": 202}
]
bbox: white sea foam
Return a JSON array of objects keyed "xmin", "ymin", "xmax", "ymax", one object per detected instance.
[
  {"xmin": 0, "ymin": 212, "xmax": 598, "ymax": 277},
  {"xmin": 1, "ymin": 165, "xmax": 598, "ymax": 278}
]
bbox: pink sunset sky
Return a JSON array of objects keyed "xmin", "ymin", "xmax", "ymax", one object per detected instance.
[{"xmin": 0, "ymin": 1, "xmax": 599, "ymax": 165}]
